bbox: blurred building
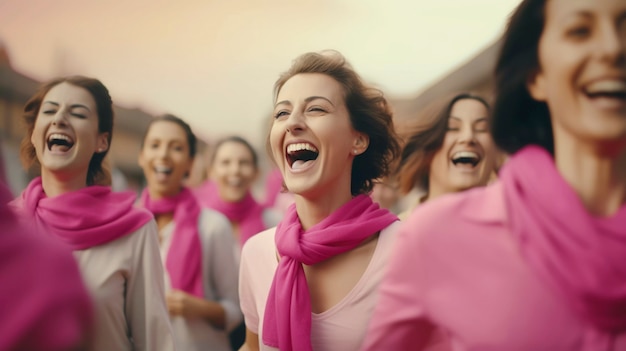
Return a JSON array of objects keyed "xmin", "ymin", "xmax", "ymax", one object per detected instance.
[
  {"xmin": 389, "ymin": 39, "xmax": 501, "ymax": 129},
  {"xmin": 0, "ymin": 43, "xmax": 156, "ymax": 195}
]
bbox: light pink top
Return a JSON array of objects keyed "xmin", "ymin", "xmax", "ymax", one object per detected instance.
[
  {"xmin": 362, "ymin": 182, "xmax": 626, "ymax": 351},
  {"xmin": 239, "ymin": 222, "xmax": 400, "ymax": 351}
]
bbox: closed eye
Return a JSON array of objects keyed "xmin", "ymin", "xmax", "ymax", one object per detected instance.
[{"xmin": 274, "ymin": 110, "xmax": 289, "ymax": 119}]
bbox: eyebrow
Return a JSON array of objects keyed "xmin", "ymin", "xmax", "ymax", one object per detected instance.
[
  {"xmin": 274, "ymin": 95, "xmax": 335, "ymax": 108},
  {"xmin": 449, "ymin": 116, "xmax": 488, "ymax": 124},
  {"xmin": 42, "ymin": 101, "xmax": 91, "ymax": 112}
]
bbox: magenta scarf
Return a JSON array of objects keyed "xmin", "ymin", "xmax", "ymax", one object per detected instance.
[
  {"xmin": 12, "ymin": 177, "xmax": 152, "ymax": 250},
  {"xmin": 140, "ymin": 187, "xmax": 204, "ymax": 298},
  {"xmin": 196, "ymin": 180, "xmax": 266, "ymax": 246},
  {"xmin": 262, "ymin": 194, "xmax": 398, "ymax": 351},
  {"xmin": 501, "ymin": 145, "xmax": 626, "ymax": 332}
]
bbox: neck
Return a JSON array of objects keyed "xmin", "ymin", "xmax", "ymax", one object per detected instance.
[
  {"xmin": 294, "ymin": 188, "xmax": 353, "ymax": 231},
  {"xmin": 554, "ymin": 136, "xmax": 626, "ymax": 216},
  {"xmin": 425, "ymin": 183, "xmax": 449, "ymax": 203},
  {"xmin": 41, "ymin": 169, "xmax": 88, "ymax": 197}
]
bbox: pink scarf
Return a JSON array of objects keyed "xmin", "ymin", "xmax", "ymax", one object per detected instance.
[
  {"xmin": 13, "ymin": 177, "xmax": 152, "ymax": 250},
  {"xmin": 196, "ymin": 180, "xmax": 266, "ymax": 246},
  {"xmin": 262, "ymin": 194, "xmax": 398, "ymax": 351},
  {"xmin": 140, "ymin": 187, "xmax": 204, "ymax": 298},
  {"xmin": 501, "ymin": 145, "xmax": 626, "ymax": 332}
]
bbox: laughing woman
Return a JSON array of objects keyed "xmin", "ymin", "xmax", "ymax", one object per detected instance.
[
  {"xmin": 362, "ymin": 0, "xmax": 626, "ymax": 349},
  {"xmin": 138, "ymin": 114, "xmax": 242, "ymax": 351},
  {"xmin": 238, "ymin": 51, "xmax": 401, "ymax": 351},
  {"xmin": 397, "ymin": 93, "xmax": 498, "ymax": 220},
  {"xmin": 11, "ymin": 76, "xmax": 174, "ymax": 351}
]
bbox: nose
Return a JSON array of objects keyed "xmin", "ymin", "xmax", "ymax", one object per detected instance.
[
  {"xmin": 284, "ymin": 109, "xmax": 306, "ymax": 134},
  {"xmin": 458, "ymin": 125, "xmax": 477, "ymax": 145},
  {"xmin": 596, "ymin": 21, "xmax": 625, "ymax": 64},
  {"xmin": 51, "ymin": 109, "xmax": 68, "ymax": 126}
]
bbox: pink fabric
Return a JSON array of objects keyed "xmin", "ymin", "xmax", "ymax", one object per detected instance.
[
  {"xmin": 262, "ymin": 194, "xmax": 398, "ymax": 351},
  {"xmin": 1, "ymin": 182, "xmax": 93, "ymax": 351},
  {"xmin": 196, "ymin": 180, "xmax": 265, "ymax": 246},
  {"xmin": 501, "ymin": 145, "xmax": 626, "ymax": 332},
  {"xmin": 13, "ymin": 177, "xmax": 152, "ymax": 250},
  {"xmin": 140, "ymin": 187, "xmax": 204, "ymax": 298}
]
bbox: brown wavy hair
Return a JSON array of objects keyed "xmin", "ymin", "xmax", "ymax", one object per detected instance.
[{"xmin": 272, "ymin": 50, "xmax": 401, "ymax": 196}]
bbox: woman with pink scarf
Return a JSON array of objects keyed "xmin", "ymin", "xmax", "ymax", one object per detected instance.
[
  {"xmin": 196, "ymin": 136, "xmax": 281, "ymax": 251},
  {"xmin": 138, "ymin": 114, "xmax": 242, "ymax": 351},
  {"xmin": 11, "ymin": 76, "xmax": 175, "ymax": 351},
  {"xmin": 238, "ymin": 51, "xmax": 401, "ymax": 351},
  {"xmin": 362, "ymin": 0, "xmax": 626, "ymax": 350}
]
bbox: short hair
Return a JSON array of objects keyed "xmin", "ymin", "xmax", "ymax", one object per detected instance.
[
  {"xmin": 20, "ymin": 76, "xmax": 114, "ymax": 186},
  {"xmin": 141, "ymin": 114, "xmax": 197, "ymax": 159},
  {"xmin": 272, "ymin": 50, "xmax": 401, "ymax": 196},
  {"xmin": 491, "ymin": 0, "xmax": 552, "ymax": 155},
  {"xmin": 397, "ymin": 93, "xmax": 491, "ymax": 194},
  {"xmin": 210, "ymin": 136, "xmax": 259, "ymax": 169}
]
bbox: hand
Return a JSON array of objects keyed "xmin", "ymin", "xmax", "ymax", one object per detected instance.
[{"xmin": 166, "ymin": 289, "xmax": 205, "ymax": 319}]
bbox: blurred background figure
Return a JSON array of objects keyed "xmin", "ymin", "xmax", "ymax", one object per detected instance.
[
  {"xmin": 396, "ymin": 92, "xmax": 498, "ymax": 219},
  {"xmin": 261, "ymin": 167, "xmax": 294, "ymax": 216},
  {"xmin": 10, "ymin": 76, "xmax": 174, "ymax": 351},
  {"xmin": 370, "ymin": 176, "xmax": 402, "ymax": 214},
  {"xmin": 138, "ymin": 115, "xmax": 242, "ymax": 351},
  {"xmin": 195, "ymin": 136, "xmax": 281, "ymax": 351},
  {"xmin": 196, "ymin": 136, "xmax": 281, "ymax": 250},
  {"xmin": 0, "ymin": 181, "xmax": 93, "ymax": 351}
]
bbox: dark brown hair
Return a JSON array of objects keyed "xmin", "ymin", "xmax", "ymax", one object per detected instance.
[
  {"xmin": 210, "ymin": 136, "xmax": 258, "ymax": 169},
  {"xmin": 491, "ymin": 0, "xmax": 552, "ymax": 154},
  {"xmin": 20, "ymin": 76, "xmax": 114, "ymax": 186},
  {"xmin": 273, "ymin": 50, "xmax": 401, "ymax": 196},
  {"xmin": 141, "ymin": 114, "xmax": 197, "ymax": 159},
  {"xmin": 397, "ymin": 93, "xmax": 490, "ymax": 194}
]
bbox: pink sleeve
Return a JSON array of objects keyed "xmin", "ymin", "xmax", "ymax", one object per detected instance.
[
  {"xmin": 0, "ymin": 218, "xmax": 93, "ymax": 351},
  {"xmin": 361, "ymin": 211, "xmax": 439, "ymax": 350}
]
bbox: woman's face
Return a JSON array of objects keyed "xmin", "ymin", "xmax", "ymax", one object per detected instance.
[
  {"xmin": 210, "ymin": 141, "xmax": 257, "ymax": 203},
  {"xmin": 31, "ymin": 82, "xmax": 108, "ymax": 180},
  {"xmin": 428, "ymin": 98, "xmax": 497, "ymax": 195},
  {"xmin": 139, "ymin": 120, "xmax": 193, "ymax": 199},
  {"xmin": 270, "ymin": 73, "xmax": 368, "ymax": 199},
  {"xmin": 528, "ymin": 0, "xmax": 626, "ymax": 148}
]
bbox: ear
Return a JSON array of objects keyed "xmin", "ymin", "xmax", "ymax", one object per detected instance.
[
  {"xmin": 96, "ymin": 132, "xmax": 109, "ymax": 154},
  {"xmin": 351, "ymin": 132, "xmax": 369, "ymax": 156},
  {"xmin": 527, "ymin": 69, "xmax": 548, "ymax": 102}
]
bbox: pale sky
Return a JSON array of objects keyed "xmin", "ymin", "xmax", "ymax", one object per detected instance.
[{"xmin": 0, "ymin": 0, "xmax": 521, "ymax": 147}]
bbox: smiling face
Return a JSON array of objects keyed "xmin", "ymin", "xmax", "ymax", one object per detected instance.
[
  {"xmin": 210, "ymin": 140, "xmax": 258, "ymax": 203},
  {"xmin": 139, "ymin": 120, "xmax": 193, "ymax": 199},
  {"xmin": 528, "ymin": 0, "xmax": 626, "ymax": 150},
  {"xmin": 270, "ymin": 73, "xmax": 368, "ymax": 201},
  {"xmin": 30, "ymin": 82, "xmax": 108, "ymax": 183},
  {"xmin": 428, "ymin": 98, "xmax": 496, "ymax": 196}
]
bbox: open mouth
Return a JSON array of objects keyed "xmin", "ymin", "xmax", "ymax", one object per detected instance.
[
  {"xmin": 584, "ymin": 80, "xmax": 626, "ymax": 101},
  {"xmin": 451, "ymin": 151, "xmax": 481, "ymax": 168},
  {"xmin": 47, "ymin": 133, "xmax": 75, "ymax": 152},
  {"xmin": 286, "ymin": 142, "xmax": 319, "ymax": 170}
]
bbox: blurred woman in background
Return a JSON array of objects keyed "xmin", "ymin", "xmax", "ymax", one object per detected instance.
[
  {"xmin": 396, "ymin": 92, "xmax": 498, "ymax": 220},
  {"xmin": 138, "ymin": 114, "xmax": 242, "ymax": 351}
]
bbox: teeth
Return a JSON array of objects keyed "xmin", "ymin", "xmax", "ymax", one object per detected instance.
[
  {"xmin": 452, "ymin": 151, "xmax": 479, "ymax": 160},
  {"xmin": 154, "ymin": 166, "xmax": 172, "ymax": 173},
  {"xmin": 287, "ymin": 143, "xmax": 318, "ymax": 154},
  {"xmin": 585, "ymin": 80, "xmax": 626, "ymax": 94},
  {"xmin": 47, "ymin": 133, "xmax": 73, "ymax": 143}
]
